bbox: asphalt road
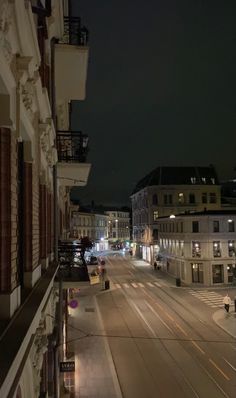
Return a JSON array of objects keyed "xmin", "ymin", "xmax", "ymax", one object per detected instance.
[{"xmin": 96, "ymin": 253, "xmax": 236, "ymax": 398}]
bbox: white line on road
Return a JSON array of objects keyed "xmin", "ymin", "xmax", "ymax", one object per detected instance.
[
  {"xmin": 145, "ymin": 301, "xmax": 173, "ymax": 334},
  {"xmin": 114, "ymin": 283, "xmax": 121, "ymax": 289},
  {"xmin": 131, "ymin": 283, "xmax": 138, "ymax": 288},
  {"xmin": 123, "ymin": 283, "xmax": 130, "ymax": 288},
  {"xmin": 154, "ymin": 281, "xmax": 162, "ymax": 287},
  {"xmin": 138, "ymin": 282, "xmax": 145, "ymax": 288},
  {"xmin": 147, "ymin": 282, "xmax": 154, "ymax": 287},
  {"xmin": 223, "ymin": 357, "xmax": 236, "ymax": 372},
  {"xmin": 131, "ymin": 301, "xmax": 157, "ymax": 337}
]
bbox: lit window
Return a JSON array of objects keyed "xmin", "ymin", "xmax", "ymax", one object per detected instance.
[
  {"xmin": 228, "ymin": 219, "xmax": 235, "ymax": 232},
  {"xmin": 153, "ymin": 210, "xmax": 159, "ymax": 221},
  {"xmin": 201, "ymin": 177, "xmax": 206, "ymax": 184},
  {"xmin": 228, "ymin": 240, "xmax": 235, "ymax": 257},
  {"xmin": 211, "ymin": 178, "xmax": 215, "ymax": 184},
  {"xmin": 192, "ymin": 241, "xmax": 201, "ymax": 257},
  {"xmin": 178, "ymin": 193, "xmax": 184, "ymax": 204},
  {"xmin": 213, "ymin": 241, "xmax": 221, "ymax": 257}
]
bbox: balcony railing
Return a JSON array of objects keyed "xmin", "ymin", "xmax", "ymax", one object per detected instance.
[
  {"xmin": 61, "ymin": 17, "xmax": 89, "ymax": 46},
  {"xmin": 57, "ymin": 131, "xmax": 89, "ymax": 163},
  {"xmin": 57, "ymin": 240, "xmax": 90, "ymax": 282}
]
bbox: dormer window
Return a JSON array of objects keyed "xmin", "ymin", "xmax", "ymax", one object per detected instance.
[
  {"xmin": 211, "ymin": 178, "xmax": 215, "ymax": 184},
  {"xmin": 201, "ymin": 177, "xmax": 206, "ymax": 184},
  {"xmin": 191, "ymin": 177, "xmax": 196, "ymax": 184}
]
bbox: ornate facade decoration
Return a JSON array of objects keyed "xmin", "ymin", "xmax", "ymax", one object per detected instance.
[
  {"xmin": 30, "ymin": 318, "xmax": 48, "ymax": 397},
  {"xmin": 0, "ymin": 1, "xmax": 14, "ymax": 64},
  {"xmin": 21, "ymin": 79, "xmax": 37, "ymax": 122}
]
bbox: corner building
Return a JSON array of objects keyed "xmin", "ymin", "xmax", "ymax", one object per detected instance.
[
  {"xmin": 0, "ymin": 1, "xmax": 90, "ymax": 397},
  {"xmin": 131, "ymin": 166, "xmax": 221, "ymax": 263}
]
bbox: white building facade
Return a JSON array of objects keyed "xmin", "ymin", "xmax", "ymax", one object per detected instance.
[
  {"xmin": 105, "ymin": 210, "xmax": 131, "ymax": 246},
  {"xmin": 156, "ymin": 211, "xmax": 236, "ymax": 286}
]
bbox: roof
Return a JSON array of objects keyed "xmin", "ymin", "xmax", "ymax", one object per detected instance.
[{"xmin": 132, "ymin": 166, "xmax": 219, "ymax": 195}]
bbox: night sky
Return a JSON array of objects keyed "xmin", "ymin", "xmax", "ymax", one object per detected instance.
[{"xmin": 71, "ymin": 0, "xmax": 236, "ymax": 207}]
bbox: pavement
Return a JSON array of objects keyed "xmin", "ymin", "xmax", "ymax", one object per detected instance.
[{"xmin": 62, "ymin": 259, "xmax": 236, "ymax": 397}]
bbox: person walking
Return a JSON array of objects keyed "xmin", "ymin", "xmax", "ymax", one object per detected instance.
[{"xmin": 223, "ymin": 294, "xmax": 231, "ymax": 313}]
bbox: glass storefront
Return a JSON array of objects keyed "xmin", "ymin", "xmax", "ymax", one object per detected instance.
[
  {"xmin": 191, "ymin": 263, "xmax": 203, "ymax": 283},
  {"xmin": 212, "ymin": 264, "xmax": 223, "ymax": 283}
]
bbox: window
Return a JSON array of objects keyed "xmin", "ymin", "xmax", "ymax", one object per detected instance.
[
  {"xmin": 153, "ymin": 229, "xmax": 158, "ymax": 239},
  {"xmin": 202, "ymin": 192, "xmax": 207, "ymax": 204},
  {"xmin": 227, "ymin": 265, "xmax": 233, "ymax": 283},
  {"xmin": 228, "ymin": 220, "xmax": 235, "ymax": 232},
  {"xmin": 189, "ymin": 193, "xmax": 195, "ymax": 204},
  {"xmin": 178, "ymin": 193, "xmax": 184, "ymax": 204},
  {"xmin": 153, "ymin": 210, "xmax": 159, "ymax": 221},
  {"xmin": 164, "ymin": 194, "xmax": 168, "ymax": 204},
  {"xmin": 191, "ymin": 177, "xmax": 196, "ymax": 184},
  {"xmin": 164, "ymin": 194, "xmax": 172, "ymax": 205},
  {"xmin": 209, "ymin": 193, "xmax": 217, "ymax": 203},
  {"xmin": 201, "ymin": 177, "xmax": 206, "ymax": 184},
  {"xmin": 212, "ymin": 264, "xmax": 223, "ymax": 284},
  {"xmin": 169, "ymin": 194, "xmax": 173, "ymax": 204},
  {"xmin": 152, "ymin": 194, "xmax": 158, "ymax": 205},
  {"xmin": 213, "ymin": 241, "xmax": 221, "ymax": 257},
  {"xmin": 228, "ymin": 240, "xmax": 235, "ymax": 257},
  {"xmin": 112, "ymin": 232, "xmax": 117, "ymax": 238},
  {"xmin": 192, "ymin": 221, "xmax": 199, "ymax": 233},
  {"xmin": 191, "ymin": 263, "xmax": 203, "ymax": 283},
  {"xmin": 180, "ymin": 222, "xmax": 183, "ymax": 233},
  {"xmin": 192, "ymin": 241, "xmax": 201, "ymax": 257},
  {"xmin": 213, "ymin": 220, "xmax": 219, "ymax": 233}
]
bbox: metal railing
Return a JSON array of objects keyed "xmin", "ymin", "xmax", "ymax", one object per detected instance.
[
  {"xmin": 61, "ymin": 17, "xmax": 89, "ymax": 46},
  {"xmin": 57, "ymin": 131, "xmax": 89, "ymax": 163}
]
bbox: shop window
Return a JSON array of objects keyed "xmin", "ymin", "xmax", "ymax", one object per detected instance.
[
  {"xmin": 227, "ymin": 265, "xmax": 233, "ymax": 283},
  {"xmin": 213, "ymin": 220, "xmax": 219, "ymax": 233},
  {"xmin": 228, "ymin": 240, "xmax": 235, "ymax": 257},
  {"xmin": 192, "ymin": 221, "xmax": 199, "ymax": 233},
  {"xmin": 192, "ymin": 241, "xmax": 201, "ymax": 257},
  {"xmin": 202, "ymin": 192, "xmax": 207, "ymax": 203},
  {"xmin": 209, "ymin": 192, "xmax": 217, "ymax": 203},
  {"xmin": 189, "ymin": 193, "xmax": 195, "ymax": 204},
  {"xmin": 212, "ymin": 264, "xmax": 223, "ymax": 283},
  {"xmin": 191, "ymin": 263, "xmax": 203, "ymax": 283},
  {"xmin": 213, "ymin": 241, "xmax": 221, "ymax": 257}
]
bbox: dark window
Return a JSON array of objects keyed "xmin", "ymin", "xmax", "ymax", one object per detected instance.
[
  {"xmin": 212, "ymin": 264, "xmax": 223, "ymax": 283},
  {"xmin": 169, "ymin": 194, "xmax": 172, "ymax": 204},
  {"xmin": 189, "ymin": 193, "xmax": 195, "ymax": 204},
  {"xmin": 180, "ymin": 222, "xmax": 183, "ymax": 233},
  {"xmin": 152, "ymin": 194, "xmax": 158, "ymax": 205},
  {"xmin": 192, "ymin": 263, "xmax": 203, "ymax": 283},
  {"xmin": 228, "ymin": 220, "xmax": 235, "ymax": 232},
  {"xmin": 213, "ymin": 220, "xmax": 219, "ymax": 233},
  {"xmin": 164, "ymin": 194, "xmax": 168, "ymax": 204},
  {"xmin": 153, "ymin": 229, "xmax": 158, "ymax": 239},
  {"xmin": 209, "ymin": 193, "xmax": 217, "ymax": 203},
  {"xmin": 202, "ymin": 192, "xmax": 207, "ymax": 204},
  {"xmin": 192, "ymin": 221, "xmax": 199, "ymax": 233}
]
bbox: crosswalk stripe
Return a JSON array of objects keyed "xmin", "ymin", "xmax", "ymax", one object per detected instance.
[
  {"xmin": 138, "ymin": 283, "xmax": 144, "ymax": 287},
  {"xmin": 147, "ymin": 282, "xmax": 154, "ymax": 287},
  {"xmin": 154, "ymin": 281, "xmax": 161, "ymax": 287},
  {"xmin": 114, "ymin": 283, "xmax": 121, "ymax": 289},
  {"xmin": 123, "ymin": 283, "xmax": 130, "ymax": 288},
  {"xmin": 131, "ymin": 283, "xmax": 138, "ymax": 288}
]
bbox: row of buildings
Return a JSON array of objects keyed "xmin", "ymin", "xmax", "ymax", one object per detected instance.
[
  {"xmin": 130, "ymin": 166, "xmax": 236, "ymax": 287},
  {"xmin": 0, "ymin": 1, "xmax": 92, "ymax": 397},
  {"xmin": 70, "ymin": 207, "xmax": 131, "ymax": 251}
]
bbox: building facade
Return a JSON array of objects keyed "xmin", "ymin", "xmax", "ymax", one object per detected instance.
[
  {"xmin": 71, "ymin": 210, "xmax": 109, "ymax": 251},
  {"xmin": 131, "ymin": 166, "xmax": 221, "ymax": 263},
  {"xmin": 155, "ymin": 211, "xmax": 236, "ymax": 286},
  {"xmin": 105, "ymin": 210, "xmax": 131, "ymax": 247},
  {"xmin": 0, "ymin": 1, "xmax": 90, "ymax": 397}
]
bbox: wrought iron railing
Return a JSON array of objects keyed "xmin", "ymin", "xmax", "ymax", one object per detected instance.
[
  {"xmin": 57, "ymin": 131, "xmax": 89, "ymax": 163},
  {"xmin": 61, "ymin": 17, "xmax": 89, "ymax": 46}
]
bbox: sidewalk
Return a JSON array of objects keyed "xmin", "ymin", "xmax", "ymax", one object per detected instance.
[{"xmin": 63, "ymin": 286, "xmax": 122, "ymax": 398}]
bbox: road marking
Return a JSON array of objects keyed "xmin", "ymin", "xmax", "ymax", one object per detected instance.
[
  {"xmin": 131, "ymin": 283, "xmax": 138, "ymax": 288},
  {"xmin": 123, "ymin": 283, "xmax": 130, "ymax": 288},
  {"xmin": 138, "ymin": 282, "xmax": 144, "ymax": 288},
  {"xmin": 174, "ymin": 322, "xmax": 188, "ymax": 336},
  {"xmin": 208, "ymin": 358, "xmax": 230, "ymax": 381},
  {"xmin": 146, "ymin": 302, "xmax": 173, "ymax": 333},
  {"xmin": 191, "ymin": 339, "xmax": 205, "ymax": 355},
  {"xmin": 223, "ymin": 357, "xmax": 236, "ymax": 372},
  {"xmin": 147, "ymin": 282, "xmax": 154, "ymax": 287},
  {"xmin": 114, "ymin": 283, "xmax": 121, "ymax": 289},
  {"xmin": 131, "ymin": 302, "xmax": 157, "ymax": 337},
  {"xmin": 154, "ymin": 281, "xmax": 162, "ymax": 287}
]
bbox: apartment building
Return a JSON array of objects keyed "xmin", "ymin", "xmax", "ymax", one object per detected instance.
[
  {"xmin": 156, "ymin": 210, "xmax": 236, "ymax": 286},
  {"xmin": 105, "ymin": 210, "xmax": 131, "ymax": 246},
  {"xmin": 71, "ymin": 210, "xmax": 109, "ymax": 251},
  {"xmin": 0, "ymin": 1, "xmax": 90, "ymax": 397},
  {"xmin": 131, "ymin": 166, "xmax": 221, "ymax": 263}
]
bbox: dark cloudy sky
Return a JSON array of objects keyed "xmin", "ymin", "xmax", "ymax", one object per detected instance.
[{"xmin": 71, "ymin": 0, "xmax": 236, "ymax": 206}]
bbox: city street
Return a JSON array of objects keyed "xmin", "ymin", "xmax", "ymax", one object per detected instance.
[{"xmin": 67, "ymin": 252, "xmax": 236, "ymax": 398}]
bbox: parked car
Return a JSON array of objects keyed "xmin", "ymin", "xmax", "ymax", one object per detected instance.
[{"xmin": 86, "ymin": 256, "xmax": 98, "ymax": 265}]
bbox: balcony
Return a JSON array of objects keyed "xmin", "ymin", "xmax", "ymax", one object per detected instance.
[
  {"xmin": 55, "ymin": 17, "xmax": 89, "ymax": 102},
  {"xmin": 57, "ymin": 131, "xmax": 91, "ymax": 186},
  {"xmin": 56, "ymin": 240, "xmax": 96, "ymax": 288}
]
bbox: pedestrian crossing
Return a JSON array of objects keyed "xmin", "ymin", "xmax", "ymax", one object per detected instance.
[
  {"xmin": 188, "ymin": 289, "xmax": 224, "ymax": 308},
  {"xmin": 113, "ymin": 281, "xmax": 165, "ymax": 290}
]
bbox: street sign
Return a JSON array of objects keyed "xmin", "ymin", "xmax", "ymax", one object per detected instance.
[{"xmin": 60, "ymin": 361, "xmax": 75, "ymax": 372}]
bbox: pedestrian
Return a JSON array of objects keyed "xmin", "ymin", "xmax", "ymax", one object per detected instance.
[
  {"xmin": 223, "ymin": 294, "xmax": 231, "ymax": 313},
  {"xmin": 154, "ymin": 261, "xmax": 157, "ymax": 270}
]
